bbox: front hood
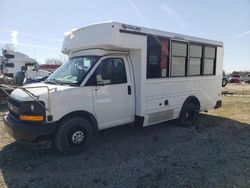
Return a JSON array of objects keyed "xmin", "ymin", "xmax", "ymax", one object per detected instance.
[
  {"xmin": 10, "ymin": 82, "xmax": 72, "ymax": 101},
  {"xmin": 10, "ymin": 82, "xmax": 93, "ymax": 122}
]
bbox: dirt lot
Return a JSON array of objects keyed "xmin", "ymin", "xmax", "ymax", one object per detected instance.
[{"xmin": 0, "ymin": 84, "xmax": 250, "ymax": 188}]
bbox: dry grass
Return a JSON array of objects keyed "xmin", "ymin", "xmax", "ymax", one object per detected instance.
[
  {"xmin": 223, "ymin": 83, "xmax": 250, "ymax": 95},
  {"xmin": 217, "ymin": 83, "xmax": 250, "ymax": 124},
  {"xmin": 207, "ymin": 96, "xmax": 250, "ymax": 124}
]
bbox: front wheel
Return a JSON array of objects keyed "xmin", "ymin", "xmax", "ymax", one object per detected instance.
[
  {"xmin": 55, "ymin": 117, "xmax": 94, "ymax": 155},
  {"xmin": 178, "ymin": 103, "xmax": 198, "ymax": 127}
]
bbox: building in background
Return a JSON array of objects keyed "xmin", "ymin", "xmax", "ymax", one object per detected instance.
[{"xmin": 39, "ymin": 64, "xmax": 61, "ymax": 72}]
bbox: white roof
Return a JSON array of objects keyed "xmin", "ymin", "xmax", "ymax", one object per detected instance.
[
  {"xmin": 4, "ymin": 50, "xmax": 36, "ymax": 63},
  {"xmin": 62, "ymin": 21, "xmax": 223, "ymax": 55}
]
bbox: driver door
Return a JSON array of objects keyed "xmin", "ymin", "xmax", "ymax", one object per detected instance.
[{"xmin": 85, "ymin": 57, "xmax": 134, "ymax": 129}]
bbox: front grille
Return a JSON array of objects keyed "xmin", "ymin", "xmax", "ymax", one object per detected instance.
[
  {"xmin": 8, "ymin": 97, "xmax": 20, "ymax": 120},
  {"xmin": 8, "ymin": 97, "xmax": 21, "ymax": 107}
]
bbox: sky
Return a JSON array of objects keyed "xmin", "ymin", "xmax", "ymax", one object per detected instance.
[{"xmin": 0, "ymin": 0, "xmax": 249, "ymax": 73}]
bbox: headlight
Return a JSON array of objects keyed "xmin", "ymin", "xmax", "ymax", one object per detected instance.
[{"xmin": 8, "ymin": 102, "xmax": 20, "ymax": 114}]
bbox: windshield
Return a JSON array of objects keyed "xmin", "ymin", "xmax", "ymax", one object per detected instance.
[{"xmin": 46, "ymin": 56, "xmax": 100, "ymax": 85}]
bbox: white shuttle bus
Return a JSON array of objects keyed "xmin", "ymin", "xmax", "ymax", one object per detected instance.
[
  {"xmin": 2, "ymin": 50, "xmax": 37, "ymax": 77},
  {"xmin": 4, "ymin": 22, "xmax": 223, "ymax": 154},
  {"xmin": 1, "ymin": 50, "xmax": 50, "ymax": 79}
]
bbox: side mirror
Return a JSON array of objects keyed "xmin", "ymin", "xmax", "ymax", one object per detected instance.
[
  {"xmin": 14, "ymin": 71, "xmax": 25, "ymax": 86},
  {"xmin": 96, "ymin": 75, "xmax": 105, "ymax": 86}
]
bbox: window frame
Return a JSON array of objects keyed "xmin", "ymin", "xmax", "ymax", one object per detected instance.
[
  {"xmin": 202, "ymin": 45, "xmax": 217, "ymax": 76},
  {"xmin": 170, "ymin": 40, "xmax": 188, "ymax": 77},
  {"xmin": 85, "ymin": 57, "xmax": 127, "ymax": 86},
  {"xmin": 188, "ymin": 43, "xmax": 203, "ymax": 77},
  {"xmin": 146, "ymin": 35, "xmax": 170, "ymax": 79}
]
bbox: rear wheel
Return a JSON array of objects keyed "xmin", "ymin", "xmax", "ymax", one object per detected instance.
[
  {"xmin": 55, "ymin": 117, "xmax": 94, "ymax": 155},
  {"xmin": 178, "ymin": 102, "xmax": 198, "ymax": 127}
]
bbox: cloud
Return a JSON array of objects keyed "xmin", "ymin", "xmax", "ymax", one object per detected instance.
[
  {"xmin": 0, "ymin": 40, "xmax": 60, "ymax": 50},
  {"xmin": 231, "ymin": 30, "xmax": 250, "ymax": 40},
  {"xmin": 11, "ymin": 30, "xmax": 18, "ymax": 45},
  {"xmin": 160, "ymin": 4, "xmax": 187, "ymax": 29},
  {"xmin": 0, "ymin": 29, "xmax": 63, "ymax": 42}
]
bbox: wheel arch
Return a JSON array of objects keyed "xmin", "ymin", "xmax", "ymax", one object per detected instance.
[
  {"xmin": 58, "ymin": 111, "xmax": 98, "ymax": 135},
  {"xmin": 181, "ymin": 95, "xmax": 201, "ymax": 113}
]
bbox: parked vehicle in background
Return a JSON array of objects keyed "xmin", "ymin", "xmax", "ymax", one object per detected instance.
[
  {"xmin": 229, "ymin": 75, "xmax": 241, "ymax": 83},
  {"xmin": 25, "ymin": 64, "xmax": 51, "ymax": 82},
  {"xmin": 1, "ymin": 50, "xmax": 38, "ymax": 78},
  {"xmin": 1, "ymin": 50, "xmax": 51, "ymax": 85},
  {"xmin": 245, "ymin": 74, "xmax": 250, "ymax": 84},
  {"xmin": 3, "ymin": 22, "xmax": 224, "ymax": 154}
]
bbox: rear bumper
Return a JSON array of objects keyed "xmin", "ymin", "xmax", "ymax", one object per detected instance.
[
  {"xmin": 214, "ymin": 100, "xmax": 222, "ymax": 109},
  {"xmin": 3, "ymin": 113, "xmax": 57, "ymax": 142}
]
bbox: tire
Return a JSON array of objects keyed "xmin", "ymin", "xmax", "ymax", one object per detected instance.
[
  {"xmin": 222, "ymin": 78, "xmax": 227, "ymax": 87},
  {"xmin": 55, "ymin": 117, "xmax": 94, "ymax": 155},
  {"xmin": 178, "ymin": 102, "xmax": 197, "ymax": 127}
]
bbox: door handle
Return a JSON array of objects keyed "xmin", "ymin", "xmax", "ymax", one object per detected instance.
[{"xmin": 128, "ymin": 85, "xmax": 131, "ymax": 95}]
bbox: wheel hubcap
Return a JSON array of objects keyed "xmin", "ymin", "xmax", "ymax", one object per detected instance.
[{"xmin": 72, "ymin": 131, "xmax": 85, "ymax": 144}]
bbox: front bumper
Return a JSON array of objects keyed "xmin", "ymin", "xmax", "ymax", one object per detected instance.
[{"xmin": 3, "ymin": 113, "xmax": 57, "ymax": 142}]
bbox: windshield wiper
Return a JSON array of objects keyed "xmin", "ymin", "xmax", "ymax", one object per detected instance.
[
  {"xmin": 45, "ymin": 79, "xmax": 63, "ymax": 85},
  {"xmin": 68, "ymin": 83, "xmax": 79, "ymax": 86}
]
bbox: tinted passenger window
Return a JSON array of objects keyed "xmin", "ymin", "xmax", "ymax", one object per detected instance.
[
  {"xmin": 85, "ymin": 58, "xmax": 127, "ymax": 86},
  {"xmin": 147, "ymin": 36, "xmax": 169, "ymax": 78}
]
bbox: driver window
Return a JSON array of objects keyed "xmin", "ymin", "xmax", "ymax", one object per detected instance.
[
  {"xmin": 97, "ymin": 59, "xmax": 113, "ymax": 84},
  {"xmin": 85, "ymin": 58, "xmax": 127, "ymax": 86}
]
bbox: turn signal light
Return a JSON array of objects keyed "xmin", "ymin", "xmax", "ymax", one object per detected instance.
[{"xmin": 20, "ymin": 115, "xmax": 44, "ymax": 122}]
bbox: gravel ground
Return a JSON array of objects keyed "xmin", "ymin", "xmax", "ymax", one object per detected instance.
[
  {"xmin": 0, "ymin": 89, "xmax": 250, "ymax": 187},
  {"xmin": 0, "ymin": 112, "xmax": 250, "ymax": 187}
]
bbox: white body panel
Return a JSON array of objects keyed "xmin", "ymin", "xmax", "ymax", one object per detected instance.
[
  {"xmin": 90, "ymin": 83, "xmax": 133, "ymax": 129},
  {"xmin": 82, "ymin": 56, "xmax": 135, "ymax": 130},
  {"xmin": 11, "ymin": 83, "xmax": 95, "ymax": 122},
  {"xmin": 144, "ymin": 76, "xmax": 221, "ymax": 125},
  {"xmin": 10, "ymin": 22, "xmax": 224, "ymax": 130}
]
